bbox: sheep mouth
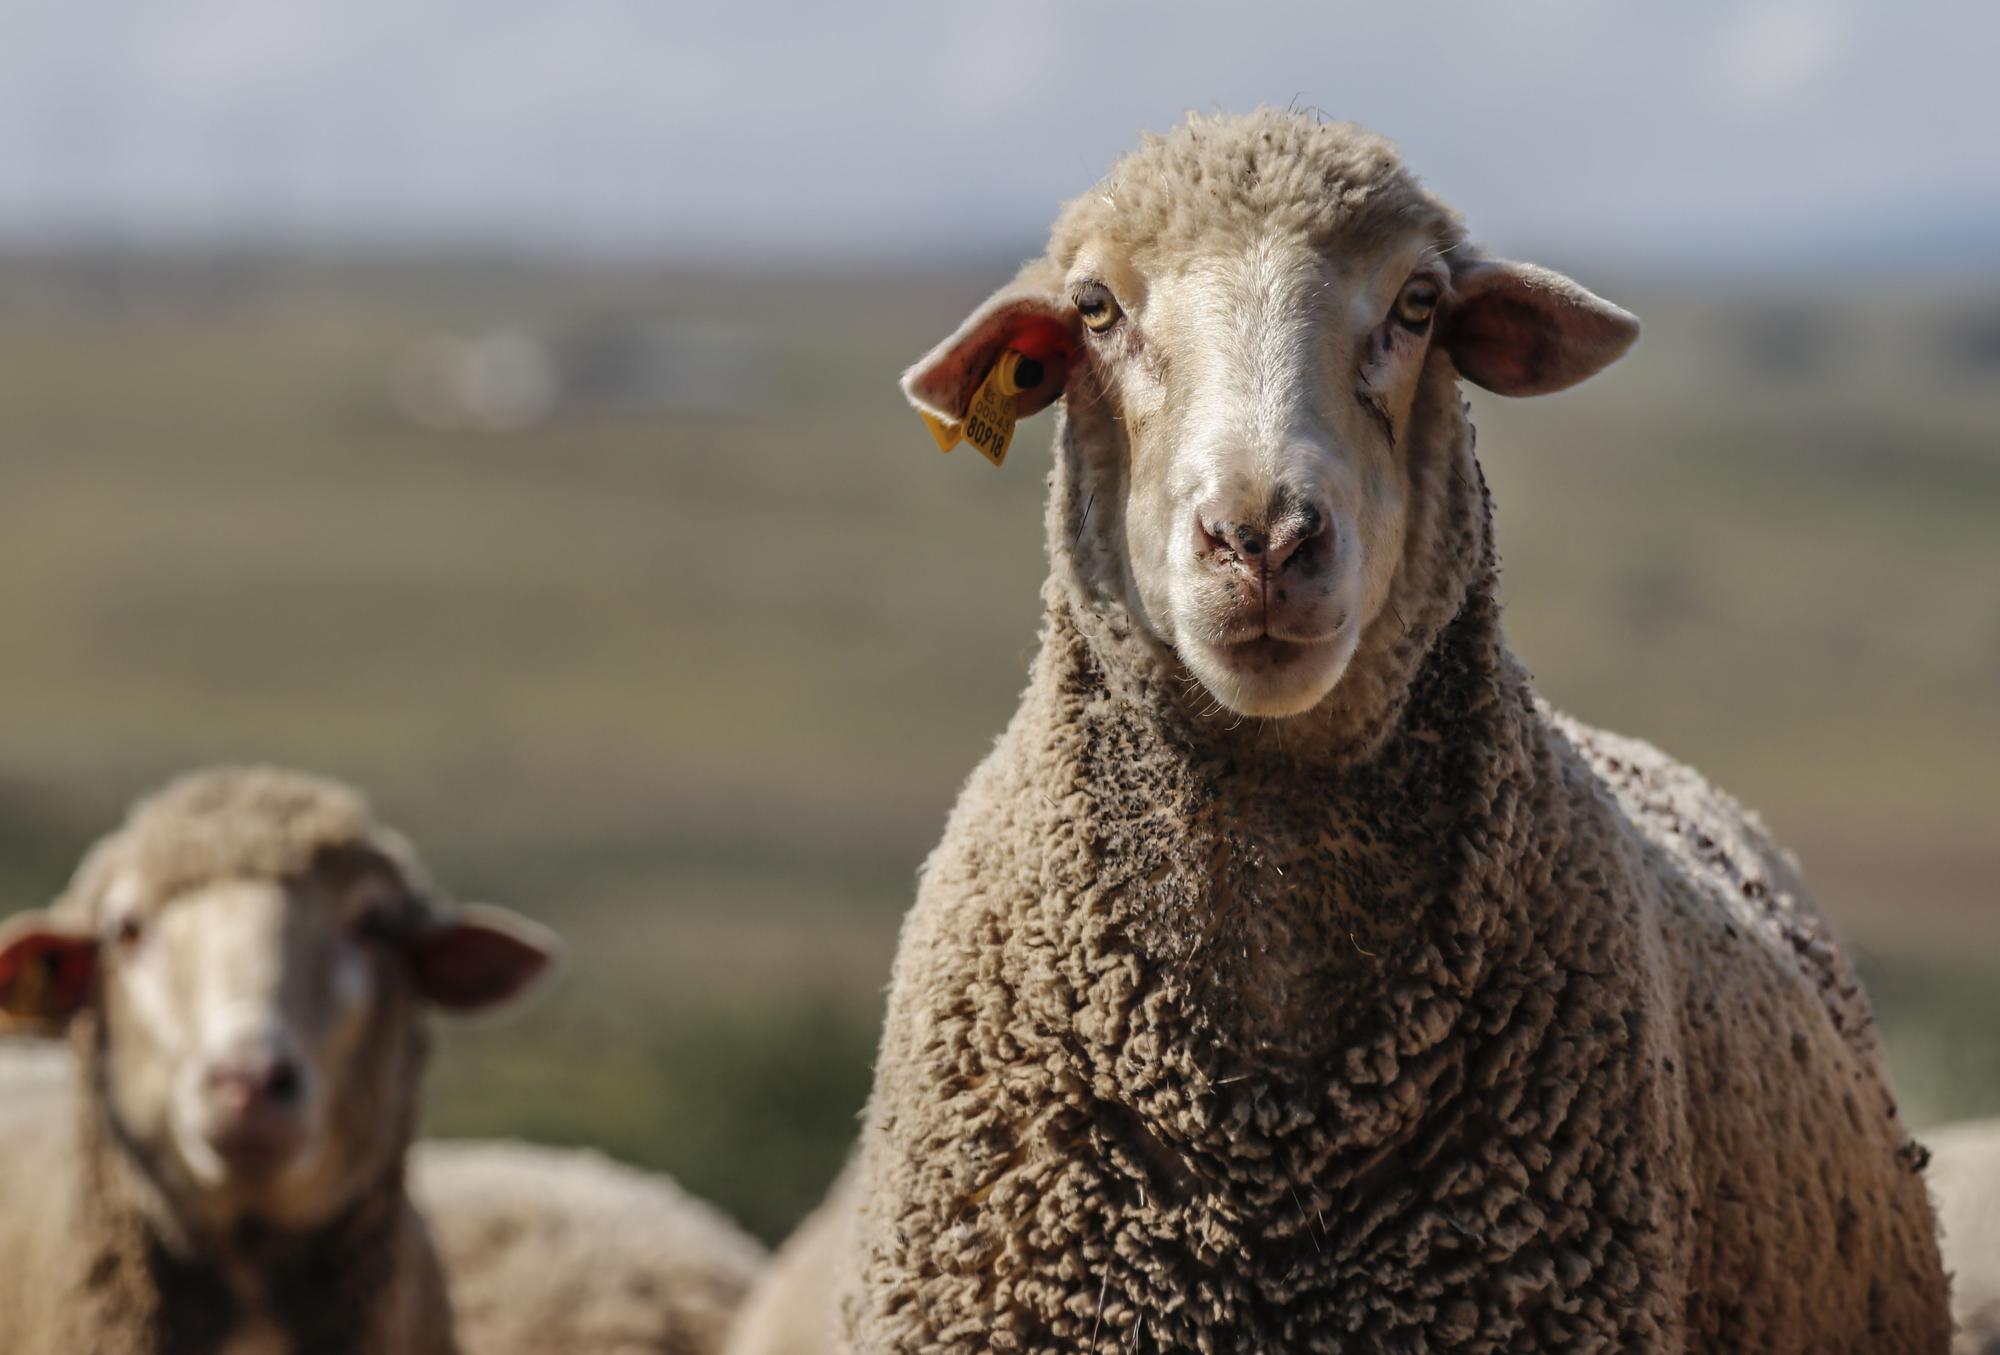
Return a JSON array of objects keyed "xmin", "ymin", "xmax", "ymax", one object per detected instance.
[
  {"xmin": 1203, "ymin": 618, "xmax": 1347, "ymax": 671},
  {"xmin": 1210, "ymin": 635, "xmax": 1321, "ymax": 671},
  {"xmin": 1177, "ymin": 619, "xmax": 1358, "ymax": 718}
]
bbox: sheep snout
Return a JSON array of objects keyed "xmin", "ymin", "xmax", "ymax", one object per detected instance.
[
  {"xmin": 1173, "ymin": 485, "xmax": 1363, "ymax": 716},
  {"xmin": 1193, "ymin": 492, "xmax": 1330, "ymax": 596},
  {"xmin": 194, "ymin": 1040, "xmax": 311, "ymax": 1176}
]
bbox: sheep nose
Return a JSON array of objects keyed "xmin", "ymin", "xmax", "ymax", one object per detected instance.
[
  {"xmin": 205, "ymin": 1048, "xmax": 304, "ymax": 1114},
  {"xmin": 1195, "ymin": 496, "xmax": 1328, "ymax": 576}
]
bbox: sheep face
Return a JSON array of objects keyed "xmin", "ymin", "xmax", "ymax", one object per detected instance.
[
  {"xmin": 903, "ymin": 114, "xmax": 1639, "ymax": 720},
  {"xmin": 1067, "ymin": 225, "xmax": 1450, "ymax": 716},
  {"xmin": 0, "ymin": 769, "xmax": 559, "ymax": 1234},
  {"xmin": 90, "ymin": 859, "xmax": 429, "ymax": 1230}
]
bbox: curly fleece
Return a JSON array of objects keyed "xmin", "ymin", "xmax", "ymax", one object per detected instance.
[
  {"xmin": 832, "ymin": 113, "xmax": 1948, "ymax": 1353},
  {"xmin": 1047, "ymin": 112, "xmax": 1462, "ymax": 273}
]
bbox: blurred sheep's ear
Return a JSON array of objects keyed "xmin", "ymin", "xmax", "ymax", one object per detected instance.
[
  {"xmin": 411, "ymin": 905, "xmax": 562, "ymax": 1015},
  {"xmin": 901, "ymin": 262, "xmax": 1081, "ymax": 425},
  {"xmin": 0, "ymin": 911, "xmax": 99, "ymax": 1027},
  {"xmin": 1441, "ymin": 259, "xmax": 1639, "ymax": 397}
]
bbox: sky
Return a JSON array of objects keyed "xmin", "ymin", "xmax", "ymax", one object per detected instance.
[{"xmin": 1, "ymin": 0, "xmax": 1995, "ymax": 272}]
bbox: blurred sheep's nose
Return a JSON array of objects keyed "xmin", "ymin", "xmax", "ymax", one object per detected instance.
[
  {"xmin": 204, "ymin": 1046, "xmax": 304, "ymax": 1116},
  {"xmin": 1194, "ymin": 494, "xmax": 1328, "ymax": 578}
]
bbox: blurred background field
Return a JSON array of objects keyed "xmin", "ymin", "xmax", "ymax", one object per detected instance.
[
  {"xmin": 3, "ymin": 0, "xmax": 1998, "ymax": 1247},
  {"xmin": 0, "ymin": 253, "xmax": 1994, "ymax": 1240}
]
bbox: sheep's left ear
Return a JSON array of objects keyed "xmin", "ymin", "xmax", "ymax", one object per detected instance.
[
  {"xmin": 0, "ymin": 911, "xmax": 99, "ymax": 1026},
  {"xmin": 412, "ymin": 905, "xmax": 561, "ymax": 1014},
  {"xmin": 1441, "ymin": 259, "xmax": 1639, "ymax": 397},
  {"xmin": 901, "ymin": 262, "xmax": 1081, "ymax": 425}
]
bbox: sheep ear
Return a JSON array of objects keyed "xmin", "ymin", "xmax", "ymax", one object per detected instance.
[
  {"xmin": 1441, "ymin": 259, "xmax": 1639, "ymax": 397},
  {"xmin": 411, "ymin": 905, "xmax": 561, "ymax": 1014},
  {"xmin": 0, "ymin": 911, "xmax": 99, "ymax": 1026},
  {"xmin": 901, "ymin": 265, "xmax": 1081, "ymax": 424}
]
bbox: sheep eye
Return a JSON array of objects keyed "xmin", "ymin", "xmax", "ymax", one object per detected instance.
[
  {"xmin": 1394, "ymin": 278, "xmax": 1439, "ymax": 330},
  {"xmin": 350, "ymin": 906, "xmax": 398, "ymax": 945},
  {"xmin": 1073, "ymin": 282, "xmax": 1122, "ymax": 334},
  {"xmin": 111, "ymin": 917, "xmax": 145, "ymax": 951}
]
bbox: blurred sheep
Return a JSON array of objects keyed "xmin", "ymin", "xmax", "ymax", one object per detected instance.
[
  {"xmin": 0, "ymin": 766, "xmax": 557, "ymax": 1355},
  {"xmin": 721, "ymin": 1158, "xmax": 855, "ymax": 1355},
  {"xmin": 1926, "ymin": 1118, "xmax": 2000, "ymax": 1353},
  {"xmin": 414, "ymin": 1140, "xmax": 766, "ymax": 1355}
]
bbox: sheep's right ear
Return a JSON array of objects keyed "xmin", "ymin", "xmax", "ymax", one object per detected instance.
[
  {"xmin": 901, "ymin": 265, "xmax": 1081, "ymax": 425},
  {"xmin": 411, "ymin": 905, "xmax": 562, "ymax": 1015},
  {"xmin": 0, "ymin": 911, "xmax": 98, "ymax": 1026}
]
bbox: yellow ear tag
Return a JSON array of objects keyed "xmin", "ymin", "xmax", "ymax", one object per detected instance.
[
  {"xmin": 919, "ymin": 350, "xmax": 1037, "ymax": 468},
  {"xmin": 9, "ymin": 961, "xmax": 49, "ymax": 1022},
  {"xmin": 920, "ymin": 410, "xmax": 962, "ymax": 453},
  {"xmin": 1, "ymin": 950, "xmax": 53, "ymax": 1027}
]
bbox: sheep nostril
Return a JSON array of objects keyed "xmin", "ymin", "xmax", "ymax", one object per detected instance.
[
  {"xmin": 1268, "ymin": 501, "xmax": 1330, "ymax": 573},
  {"xmin": 264, "ymin": 1059, "xmax": 303, "ymax": 1106},
  {"xmin": 207, "ymin": 1053, "xmax": 304, "ymax": 1111}
]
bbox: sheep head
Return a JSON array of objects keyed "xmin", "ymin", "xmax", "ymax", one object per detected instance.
[
  {"xmin": 0, "ymin": 766, "xmax": 559, "ymax": 1234},
  {"xmin": 904, "ymin": 112, "xmax": 1637, "ymax": 719}
]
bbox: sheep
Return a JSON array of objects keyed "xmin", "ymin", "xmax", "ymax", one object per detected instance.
[
  {"xmin": 754, "ymin": 110, "xmax": 1950, "ymax": 1353},
  {"xmin": 1923, "ymin": 1117, "xmax": 2000, "ymax": 1353},
  {"xmin": 721, "ymin": 1159, "xmax": 857, "ymax": 1355},
  {"xmin": 0, "ymin": 765, "xmax": 559, "ymax": 1355},
  {"xmin": 411, "ymin": 1139, "xmax": 768, "ymax": 1355},
  {"xmin": 0, "ymin": 1029, "xmax": 66, "ymax": 1091}
]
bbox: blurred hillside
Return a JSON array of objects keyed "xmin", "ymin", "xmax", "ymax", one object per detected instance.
[{"xmin": 0, "ymin": 253, "xmax": 1995, "ymax": 1240}]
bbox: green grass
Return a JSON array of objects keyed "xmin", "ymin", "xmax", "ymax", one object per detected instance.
[
  {"xmin": 1861, "ymin": 953, "xmax": 2000, "ymax": 1130},
  {"xmin": 0, "ymin": 255, "xmax": 1995, "ymax": 1238},
  {"xmin": 426, "ymin": 998, "xmax": 879, "ymax": 1242}
]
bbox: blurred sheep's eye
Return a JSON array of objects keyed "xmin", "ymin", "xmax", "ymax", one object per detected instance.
[
  {"xmin": 112, "ymin": 917, "xmax": 144, "ymax": 951},
  {"xmin": 1394, "ymin": 278, "xmax": 1440, "ymax": 330},
  {"xmin": 351, "ymin": 907, "xmax": 397, "ymax": 944},
  {"xmin": 1074, "ymin": 282, "xmax": 1122, "ymax": 334}
]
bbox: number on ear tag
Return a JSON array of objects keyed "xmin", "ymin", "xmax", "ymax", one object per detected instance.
[{"xmin": 916, "ymin": 350, "xmax": 1037, "ymax": 468}]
